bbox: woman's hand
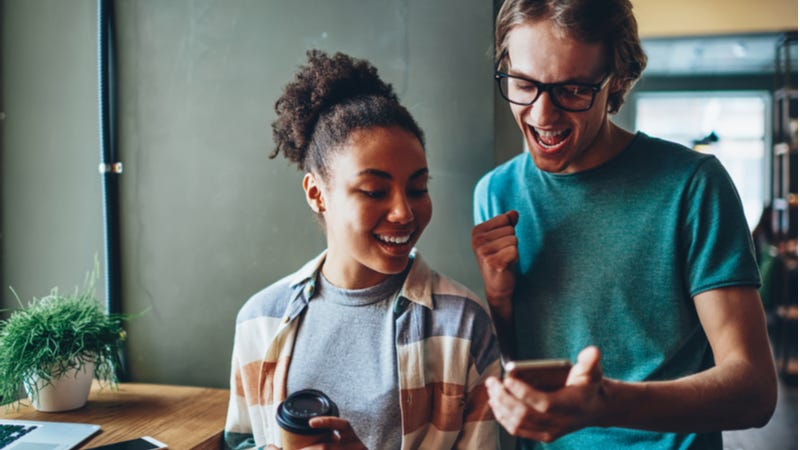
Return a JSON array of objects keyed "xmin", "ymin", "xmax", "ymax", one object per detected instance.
[
  {"xmin": 267, "ymin": 416, "xmax": 366, "ymax": 450},
  {"xmin": 306, "ymin": 416, "xmax": 367, "ymax": 449}
]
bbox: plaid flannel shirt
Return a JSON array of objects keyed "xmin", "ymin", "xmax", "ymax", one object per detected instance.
[{"xmin": 224, "ymin": 250, "xmax": 501, "ymax": 450}]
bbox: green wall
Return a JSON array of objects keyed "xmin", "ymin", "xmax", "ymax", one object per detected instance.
[{"xmin": 1, "ymin": 0, "xmax": 496, "ymax": 388}]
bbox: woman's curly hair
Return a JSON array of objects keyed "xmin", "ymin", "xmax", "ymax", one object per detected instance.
[{"xmin": 271, "ymin": 50, "xmax": 425, "ymax": 178}]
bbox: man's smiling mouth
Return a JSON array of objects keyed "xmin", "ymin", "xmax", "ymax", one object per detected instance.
[{"xmin": 531, "ymin": 126, "xmax": 571, "ymax": 149}]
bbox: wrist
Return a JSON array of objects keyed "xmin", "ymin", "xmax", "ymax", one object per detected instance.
[
  {"xmin": 485, "ymin": 290, "xmax": 512, "ymax": 306},
  {"xmin": 594, "ymin": 378, "xmax": 633, "ymax": 428},
  {"xmin": 486, "ymin": 297, "xmax": 513, "ymax": 321}
]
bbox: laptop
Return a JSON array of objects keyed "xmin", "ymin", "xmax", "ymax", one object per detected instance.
[{"xmin": 0, "ymin": 419, "xmax": 100, "ymax": 450}]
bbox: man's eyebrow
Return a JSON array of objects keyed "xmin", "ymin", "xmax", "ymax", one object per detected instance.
[
  {"xmin": 506, "ymin": 69, "xmax": 536, "ymax": 81},
  {"xmin": 506, "ymin": 70, "xmax": 593, "ymax": 84}
]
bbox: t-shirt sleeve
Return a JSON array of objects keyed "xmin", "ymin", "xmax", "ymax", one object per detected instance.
[
  {"xmin": 473, "ymin": 172, "xmax": 493, "ymax": 225},
  {"xmin": 682, "ymin": 156, "xmax": 761, "ymax": 296}
]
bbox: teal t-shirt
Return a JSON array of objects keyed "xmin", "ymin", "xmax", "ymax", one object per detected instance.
[{"xmin": 473, "ymin": 132, "xmax": 760, "ymax": 450}]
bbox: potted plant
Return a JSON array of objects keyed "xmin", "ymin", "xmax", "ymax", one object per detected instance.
[{"xmin": 0, "ymin": 262, "xmax": 128, "ymax": 412}]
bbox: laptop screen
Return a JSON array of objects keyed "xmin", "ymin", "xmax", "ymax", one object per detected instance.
[{"xmin": 0, "ymin": 419, "xmax": 100, "ymax": 450}]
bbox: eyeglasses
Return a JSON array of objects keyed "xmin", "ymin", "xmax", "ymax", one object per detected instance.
[{"xmin": 495, "ymin": 71, "xmax": 611, "ymax": 112}]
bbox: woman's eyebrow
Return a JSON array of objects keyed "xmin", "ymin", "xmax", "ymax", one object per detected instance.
[
  {"xmin": 409, "ymin": 168, "xmax": 429, "ymax": 180},
  {"xmin": 357, "ymin": 168, "xmax": 392, "ymax": 179},
  {"xmin": 356, "ymin": 167, "xmax": 429, "ymax": 180}
]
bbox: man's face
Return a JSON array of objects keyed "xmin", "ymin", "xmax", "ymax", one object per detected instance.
[{"xmin": 505, "ymin": 19, "xmax": 615, "ymax": 174}]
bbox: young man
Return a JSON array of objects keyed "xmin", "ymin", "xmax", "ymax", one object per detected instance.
[{"xmin": 471, "ymin": 0, "xmax": 777, "ymax": 448}]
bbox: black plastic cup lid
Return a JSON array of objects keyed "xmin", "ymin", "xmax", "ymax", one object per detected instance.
[{"xmin": 276, "ymin": 389, "xmax": 340, "ymax": 435}]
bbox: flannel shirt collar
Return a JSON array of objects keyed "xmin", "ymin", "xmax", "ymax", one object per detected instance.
[{"xmin": 286, "ymin": 248, "xmax": 434, "ymax": 319}]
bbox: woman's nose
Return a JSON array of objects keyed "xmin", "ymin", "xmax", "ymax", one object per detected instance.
[{"xmin": 387, "ymin": 193, "xmax": 414, "ymax": 223}]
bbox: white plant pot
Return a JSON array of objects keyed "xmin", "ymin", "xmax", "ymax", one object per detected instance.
[{"xmin": 25, "ymin": 361, "xmax": 95, "ymax": 412}]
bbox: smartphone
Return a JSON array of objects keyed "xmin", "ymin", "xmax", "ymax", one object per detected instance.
[
  {"xmin": 87, "ymin": 436, "xmax": 168, "ymax": 450},
  {"xmin": 503, "ymin": 359, "xmax": 572, "ymax": 392}
]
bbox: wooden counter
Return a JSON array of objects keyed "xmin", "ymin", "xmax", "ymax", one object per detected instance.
[{"xmin": 3, "ymin": 382, "xmax": 230, "ymax": 449}]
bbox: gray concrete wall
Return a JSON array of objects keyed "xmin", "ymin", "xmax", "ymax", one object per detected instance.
[
  {"xmin": 1, "ymin": 0, "xmax": 495, "ymax": 388},
  {"xmin": 1, "ymin": 1, "xmax": 105, "ymax": 314}
]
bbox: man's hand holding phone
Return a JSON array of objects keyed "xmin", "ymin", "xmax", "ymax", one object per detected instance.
[
  {"xmin": 487, "ymin": 347, "xmax": 606, "ymax": 443},
  {"xmin": 503, "ymin": 359, "xmax": 572, "ymax": 392}
]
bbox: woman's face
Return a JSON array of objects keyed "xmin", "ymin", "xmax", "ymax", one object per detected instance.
[{"xmin": 304, "ymin": 125, "xmax": 432, "ymax": 289}]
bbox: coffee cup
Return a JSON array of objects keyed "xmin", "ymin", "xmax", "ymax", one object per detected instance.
[{"xmin": 276, "ymin": 389, "xmax": 339, "ymax": 450}]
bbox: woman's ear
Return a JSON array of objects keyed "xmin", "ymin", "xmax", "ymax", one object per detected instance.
[{"xmin": 303, "ymin": 172, "xmax": 325, "ymax": 213}]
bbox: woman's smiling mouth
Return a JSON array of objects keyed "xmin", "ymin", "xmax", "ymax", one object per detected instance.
[{"xmin": 375, "ymin": 232, "xmax": 413, "ymax": 246}]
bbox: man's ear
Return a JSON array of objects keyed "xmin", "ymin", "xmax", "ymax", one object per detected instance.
[
  {"xmin": 303, "ymin": 172, "xmax": 325, "ymax": 213},
  {"xmin": 609, "ymin": 75, "xmax": 626, "ymax": 95}
]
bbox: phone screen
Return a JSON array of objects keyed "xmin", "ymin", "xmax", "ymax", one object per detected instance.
[
  {"xmin": 504, "ymin": 359, "xmax": 572, "ymax": 392},
  {"xmin": 88, "ymin": 437, "xmax": 165, "ymax": 450}
]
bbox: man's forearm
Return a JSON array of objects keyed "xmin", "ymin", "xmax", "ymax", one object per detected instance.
[
  {"xmin": 598, "ymin": 360, "xmax": 777, "ymax": 432},
  {"xmin": 486, "ymin": 294, "xmax": 515, "ymax": 359}
]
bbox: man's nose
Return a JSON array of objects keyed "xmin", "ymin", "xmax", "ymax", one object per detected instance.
[{"xmin": 527, "ymin": 89, "xmax": 561, "ymax": 122}]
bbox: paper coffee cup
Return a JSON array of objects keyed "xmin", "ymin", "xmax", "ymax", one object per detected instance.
[{"xmin": 276, "ymin": 389, "xmax": 339, "ymax": 450}]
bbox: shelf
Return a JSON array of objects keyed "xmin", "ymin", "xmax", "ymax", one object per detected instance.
[
  {"xmin": 777, "ymin": 305, "xmax": 799, "ymax": 320},
  {"xmin": 776, "ymin": 194, "xmax": 800, "ymax": 208},
  {"xmin": 774, "ymin": 88, "xmax": 799, "ymax": 100},
  {"xmin": 770, "ymin": 31, "xmax": 798, "ymax": 380},
  {"xmin": 774, "ymin": 142, "xmax": 796, "ymax": 155},
  {"xmin": 773, "ymin": 198, "xmax": 789, "ymax": 210},
  {"xmin": 783, "ymin": 359, "xmax": 798, "ymax": 376}
]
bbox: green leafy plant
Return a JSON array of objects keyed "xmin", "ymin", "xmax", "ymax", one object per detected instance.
[{"xmin": 0, "ymin": 262, "xmax": 128, "ymax": 407}]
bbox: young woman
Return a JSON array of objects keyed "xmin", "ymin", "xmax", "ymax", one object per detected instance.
[{"xmin": 224, "ymin": 50, "xmax": 501, "ymax": 450}]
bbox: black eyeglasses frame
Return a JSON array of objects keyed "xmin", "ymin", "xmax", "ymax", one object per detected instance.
[{"xmin": 495, "ymin": 71, "xmax": 612, "ymax": 112}]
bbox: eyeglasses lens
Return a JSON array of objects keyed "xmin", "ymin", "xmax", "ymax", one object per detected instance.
[{"xmin": 498, "ymin": 76, "xmax": 596, "ymax": 112}]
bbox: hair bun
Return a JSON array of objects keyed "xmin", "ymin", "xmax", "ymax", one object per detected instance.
[{"xmin": 271, "ymin": 50, "xmax": 399, "ymax": 167}]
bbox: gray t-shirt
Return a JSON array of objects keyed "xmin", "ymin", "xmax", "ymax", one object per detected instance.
[{"xmin": 287, "ymin": 271, "xmax": 404, "ymax": 450}]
